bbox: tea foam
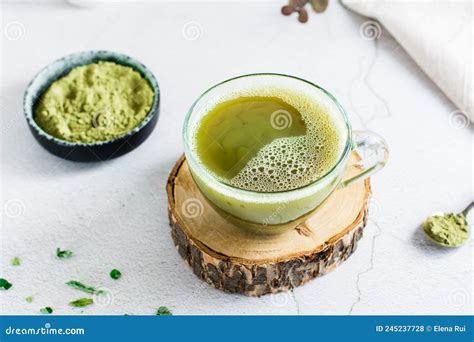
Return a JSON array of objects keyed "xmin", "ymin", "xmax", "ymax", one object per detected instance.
[{"xmin": 193, "ymin": 86, "xmax": 346, "ymax": 192}]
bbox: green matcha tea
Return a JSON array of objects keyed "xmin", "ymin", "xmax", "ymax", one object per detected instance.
[{"xmin": 193, "ymin": 90, "xmax": 344, "ymax": 192}]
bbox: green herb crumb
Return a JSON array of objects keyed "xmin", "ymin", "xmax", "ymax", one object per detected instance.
[
  {"xmin": 40, "ymin": 307, "xmax": 53, "ymax": 314},
  {"xmin": 156, "ymin": 306, "xmax": 172, "ymax": 316},
  {"xmin": 56, "ymin": 248, "xmax": 73, "ymax": 258},
  {"xmin": 70, "ymin": 298, "xmax": 94, "ymax": 307},
  {"xmin": 26, "ymin": 296, "xmax": 33, "ymax": 303},
  {"xmin": 66, "ymin": 280, "xmax": 103, "ymax": 294},
  {"xmin": 110, "ymin": 269, "xmax": 122, "ymax": 280},
  {"xmin": 0, "ymin": 278, "xmax": 12, "ymax": 290},
  {"xmin": 11, "ymin": 257, "xmax": 20, "ymax": 266}
]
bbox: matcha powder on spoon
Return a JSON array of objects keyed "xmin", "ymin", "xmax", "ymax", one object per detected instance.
[
  {"xmin": 423, "ymin": 213, "xmax": 469, "ymax": 247},
  {"xmin": 35, "ymin": 61, "xmax": 154, "ymax": 144}
]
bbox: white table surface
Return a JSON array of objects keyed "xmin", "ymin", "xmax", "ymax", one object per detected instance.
[{"xmin": 1, "ymin": 0, "xmax": 472, "ymax": 315}]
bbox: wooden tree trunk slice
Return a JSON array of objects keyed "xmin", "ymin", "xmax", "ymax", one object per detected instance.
[{"xmin": 167, "ymin": 152, "xmax": 371, "ymax": 296}]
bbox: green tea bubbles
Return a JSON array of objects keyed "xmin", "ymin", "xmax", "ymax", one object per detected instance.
[{"xmin": 193, "ymin": 90, "xmax": 344, "ymax": 193}]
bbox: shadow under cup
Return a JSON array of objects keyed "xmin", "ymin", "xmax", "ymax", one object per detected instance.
[{"xmin": 183, "ymin": 74, "xmax": 388, "ymax": 226}]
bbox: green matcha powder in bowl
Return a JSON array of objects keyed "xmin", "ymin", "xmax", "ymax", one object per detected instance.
[{"xmin": 24, "ymin": 51, "xmax": 160, "ymax": 162}]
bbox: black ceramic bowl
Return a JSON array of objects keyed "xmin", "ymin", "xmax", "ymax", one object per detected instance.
[{"xmin": 24, "ymin": 51, "xmax": 160, "ymax": 162}]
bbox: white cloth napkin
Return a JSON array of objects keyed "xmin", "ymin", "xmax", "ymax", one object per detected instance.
[{"xmin": 342, "ymin": 0, "xmax": 473, "ymax": 121}]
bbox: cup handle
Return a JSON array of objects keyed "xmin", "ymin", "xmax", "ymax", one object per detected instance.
[{"xmin": 339, "ymin": 130, "xmax": 389, "ymax": 188}]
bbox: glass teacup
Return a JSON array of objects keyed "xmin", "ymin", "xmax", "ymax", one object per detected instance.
[{"xmin": 183, "ymin": 74, "xmax": 388, "ymax": 226}]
